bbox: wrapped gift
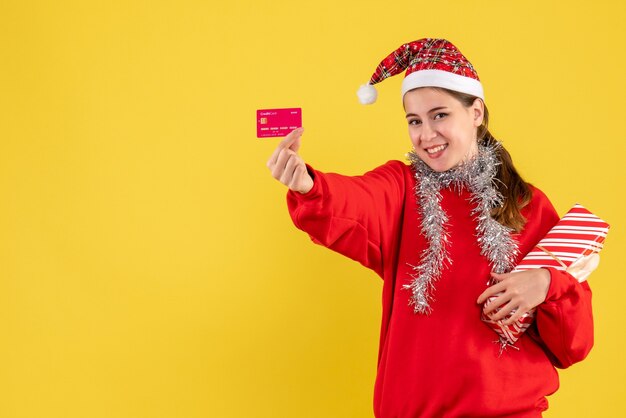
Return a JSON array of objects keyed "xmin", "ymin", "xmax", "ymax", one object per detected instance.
[{"xmin": 481, "ymin": 204, "xmax": 610, "ymax": 348}]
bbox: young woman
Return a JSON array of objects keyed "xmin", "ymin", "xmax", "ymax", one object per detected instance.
[{"xmin": 266, "ymin": 38, "xmax": 593, "ymax": 418}]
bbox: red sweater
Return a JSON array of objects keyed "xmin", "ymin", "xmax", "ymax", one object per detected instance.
[{"xmin": 286, "ymin": 160, "xmax": 593, "ymax": 418}]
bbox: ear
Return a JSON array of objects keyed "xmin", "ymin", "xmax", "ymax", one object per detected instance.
[{"xmin": 472, "ymin": 98, "xmax": 485, "ymax": 127}]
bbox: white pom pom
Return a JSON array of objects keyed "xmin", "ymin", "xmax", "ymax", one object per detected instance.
[{"xmin": 357, "ymin": 83, "xmax": 377, "ymax": 105}]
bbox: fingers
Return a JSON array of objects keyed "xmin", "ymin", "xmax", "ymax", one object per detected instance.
[
  {"xmin": 481, "ymin": 292, "xmax": 507, "ymax": 315},
  {"xmin": 489, "ymin": 301, "xmax": 531, "ymax": 325},
  {"xmin": 271, "ymin": 148, "xmax": 299, "ymax": 180},
  {"xmin": 268, "ymin": 145, "xmax": 310, "ymax": 193},
  {"xmin": 502, "ymin": 306, "xmax": 528, "ymax": 325},
  {"xmin": 479, "ymin": 274, "xmax": 519, "ymax": 316},
  {"xmin": 481, "ymin": 288, "xmax": 531, "ymax": 324},
  {"xmin": 476, "ymin": 272, "xmax": 511, "ymax": 304},
  {"xmin": 266, "ymin": 127, "xmax": 311, "ymax": 192},
  {"xmin": 280, "ymin": 127, "xmax": 304, "ymax": 147},
  {"xmin": 476, "ymin": 279, "xmax": 506, "ymax": 305},
  {"xmin": 479, "ymin": 270, "xmax": 546, "ymax": 325},
  {"xmin": 270, "ymin": 147, "xmax": 291, "ymax": 176},
  {"xmin": 266, "ymin": 128, "xmax": 304, "ymax": 168},
  {"xmin": 283, "ymin": 127, "xmax": 303, "ymax": 152},
  {"xmin": 478, "ymin": 273, "xmax": 515, "ymax": 317},
  {"xmin": 487, "ymin": 300, "xmax": 516, "ymax": 322},
  {"xmin": 490, "ymin": 272, "xmax": 508, "ymax": 282},
  {"xmin": 279, "ymin": 151, "xmax": 300, "ymax": 184},
  {"xmin": 289, "ymin": 164, "xmax": 308, "ymax": 190}
]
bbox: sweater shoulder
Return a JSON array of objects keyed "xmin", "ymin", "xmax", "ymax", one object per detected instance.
[
  {"xmin": 518, "ymin": 184, "xmax": 560, "ymax": 249},
  {"xmin": 523, "ymin": 184, "xmax": 559, "ymax": 224}
]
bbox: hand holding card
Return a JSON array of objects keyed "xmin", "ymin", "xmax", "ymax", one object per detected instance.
[{"xmin": 266, "ymin": 127, "xmax": 313, "ymax": 194}]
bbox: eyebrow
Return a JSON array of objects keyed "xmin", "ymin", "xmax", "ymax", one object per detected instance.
[{"xmin": 405, "ymin": 106, "xmax": 448, "ymax": 118}]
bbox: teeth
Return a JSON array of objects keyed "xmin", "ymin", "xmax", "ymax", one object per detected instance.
[{"xmin": 426, "ymin": 144, "xmax": 446, "ymax": 154}]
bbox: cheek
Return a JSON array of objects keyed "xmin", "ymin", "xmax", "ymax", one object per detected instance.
[
  {"xmin": 437, "ymin": 123, "xmax": 455, "ymax": 137},
  {"xmin": 444, "ymin": 124, "xmax": 472, "ymax": 145},
  {"xmin": 408, "ymin": 127, "xmax": 419, "ymax": 147}
]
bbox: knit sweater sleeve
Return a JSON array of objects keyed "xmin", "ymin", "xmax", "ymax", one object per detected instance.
[
  {"xmin": 524, "ymin": 188, "xmax": 594, "ymax": 369},
  {"xmin": 286, "ymin": 160, "xmax": 407, "ymax": 278}
]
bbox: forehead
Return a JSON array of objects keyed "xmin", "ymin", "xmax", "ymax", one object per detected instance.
[{"xmin": 403, "ymin": 87, "xmax": 460, "ymax": 112}]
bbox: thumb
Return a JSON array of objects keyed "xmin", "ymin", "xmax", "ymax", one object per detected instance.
[
  {"xmin": 280, "ymin": 127, "xmax": 304, "ymax": 152},
  {"xmin": 289, "ymin": 133, "xmax": 302, "ymax": 153}
]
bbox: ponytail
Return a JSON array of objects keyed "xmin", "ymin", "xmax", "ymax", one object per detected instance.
[{"xmin": 481, "ymin": 131, "xmax": 532, "ymax": 232}]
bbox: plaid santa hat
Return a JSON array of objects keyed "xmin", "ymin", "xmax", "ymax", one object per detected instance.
[{"xmin": 357, "ymin": 38, "xmax": 484, "ymax": 104}]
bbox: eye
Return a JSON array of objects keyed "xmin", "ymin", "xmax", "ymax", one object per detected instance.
[
  {"xmin": 408, "ymin": 119, "xmax": 421, "ymax": 126},
  {"xmin": 434, "ymin": 113, "xmax": 448, "ymax": 120}
]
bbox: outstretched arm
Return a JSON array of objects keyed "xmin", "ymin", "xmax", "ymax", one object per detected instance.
[{"xmin": 266, "ymin": 129, "xmax": 407, "ymax": 277}]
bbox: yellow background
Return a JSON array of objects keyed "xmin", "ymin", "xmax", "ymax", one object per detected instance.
[{"xmin": 1, "ymin": 1, "xmax": 624, "ymax": 417}]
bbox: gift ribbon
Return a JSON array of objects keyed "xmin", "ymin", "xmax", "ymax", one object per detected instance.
[{"xmin": 535, "ymin": 245, "xmax": 568, "ymax": 269}]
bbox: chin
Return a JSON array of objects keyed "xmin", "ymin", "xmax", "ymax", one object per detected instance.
[{"xmin": 424, "ymin": 161, "xmax": 454, "ymax": 172}]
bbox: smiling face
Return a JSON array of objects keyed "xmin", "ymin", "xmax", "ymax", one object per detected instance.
[{"xmin": 403, "ymin": 87, "xmax": 485, "ymax": 172}]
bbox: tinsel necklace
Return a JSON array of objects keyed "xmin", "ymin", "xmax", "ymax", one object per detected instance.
[{"xmin": 404, "ymin": 142, "xmax": 519, "ymax": 314}]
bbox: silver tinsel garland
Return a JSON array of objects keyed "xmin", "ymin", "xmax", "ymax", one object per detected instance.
[{"xmin": 404, "ymin": 142, "xmax": 519, "ymax": 314}]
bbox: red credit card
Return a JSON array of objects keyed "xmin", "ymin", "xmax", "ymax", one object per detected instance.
[{"xmin": 256, "ymin": 108, "xmax": 302, "ymax": 138}]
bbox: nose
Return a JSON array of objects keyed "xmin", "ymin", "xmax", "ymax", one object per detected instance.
[{"xmin": 420, "ymin": 121, "xmax": 437, "ymax": 143}]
